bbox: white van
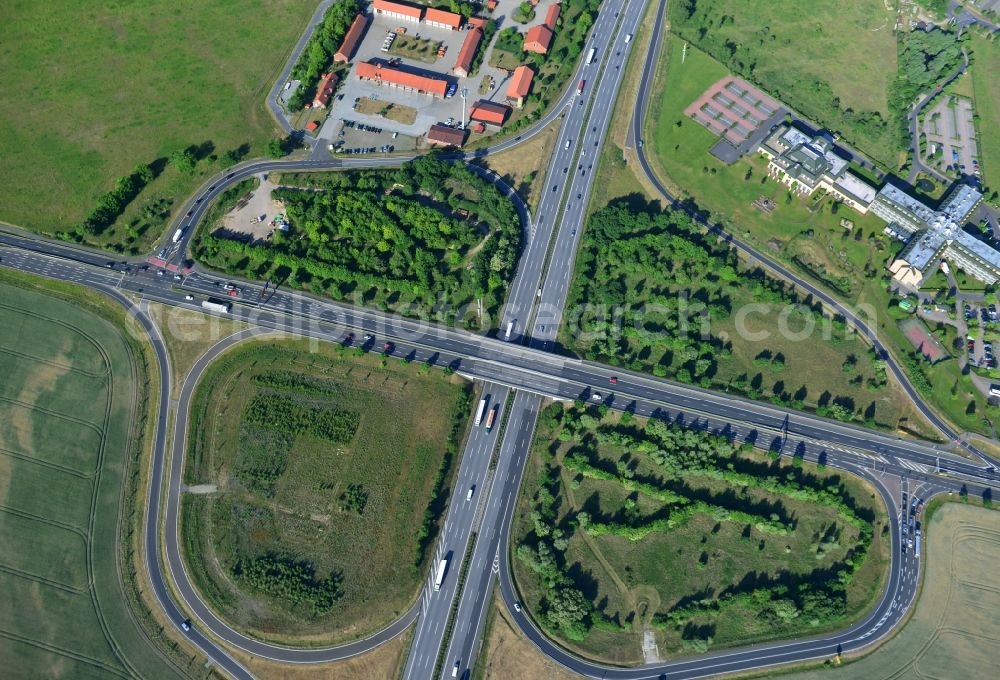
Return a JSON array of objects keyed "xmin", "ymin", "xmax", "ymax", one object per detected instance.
[
  {"xmin": 624, "ymin": 33, "xmax": 632, "ymax": 44},
  {"xmin": 466, "ymin": 487, "xmax": 474, "ymax": 501},
  {"xmin": 564, "ymin": 139, "xmax": 571, "ymax": 150}
]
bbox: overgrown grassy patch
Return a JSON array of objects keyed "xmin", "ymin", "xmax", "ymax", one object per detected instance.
[
  {"xmin": 970, "ymin": 33, "xmax": 1000, "ymax": 198},
  {"xmin": 182, "ymin": 338, "xmax": 471, "ymax": 643},
  {"xmin": 668, "ymin": 0, "xmax": 899, "ymax": 166},
  {"xmin": 511, "ymin": 403, "xmax": 888, "ymax": 664}
]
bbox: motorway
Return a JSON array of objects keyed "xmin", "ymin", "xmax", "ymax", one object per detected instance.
[
  {"xmin": 4, "ymin": 240, "xmax": 999, "ymax": 680},
  {"xmin": 401, "ymin": 383, "xmax": 510, "ymax": 680},
  {"xmin": 3, "ymin": 0, "xmax": 1000, "ymax": 678}
]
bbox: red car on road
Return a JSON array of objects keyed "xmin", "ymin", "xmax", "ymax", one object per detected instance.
[{"xmin": 609, "ymin": 376, "xmax": 618, "ymax": 384}]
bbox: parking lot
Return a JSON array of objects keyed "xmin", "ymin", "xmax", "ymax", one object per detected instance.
[{"xmin": 922, "ymin": 96, "xmax": 981, "ymax": 177}]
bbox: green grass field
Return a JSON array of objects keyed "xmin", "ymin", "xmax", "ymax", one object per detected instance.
[
  {"xmin": 668, "ymin": 0, "xmax": 899, "ymax": 167},
  {"xmin": 644, "ymin": 34, "xmax": 990, "ymax": 438},
  {"xmin": 0, "ymin": 280, "xmax": 181, "ymax": 679},
  {"xmin": 182, "ymin": 338, "xmax": 471, "ymax": 643},
  {"xmin": 782, "ymin": 501, "xmax": 1000, "ymax": 679},
  {"xmin": 970, "ymin": 33, "xmax": 1000, "ymax": 196},
  {"xmin": 0, "ymin": 0, "xmax": 316, "ymax": 251},
  {"xmin": 511, "ymin": 404, "xmax": 888, "ymax": 664}
]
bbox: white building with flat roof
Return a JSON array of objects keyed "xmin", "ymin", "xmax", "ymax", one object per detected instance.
[{"xmin": 875, "ymin": 183, "xmax": 993, "ymax": 288}]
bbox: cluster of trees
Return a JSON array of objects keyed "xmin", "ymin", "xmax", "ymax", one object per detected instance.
[
  {"xmin": 80, "ymin": 163, "xmax": 155, "ymax": 235},
  {"xmin": 518, "ymin": 402, "xmax": 877, "ymax": 643},
  {"xmin": 243, "ymin": 393, "xmax": 359, "ymax": 444},
  {"xmin": 195, "ymin": 157, "xmax": 521, "ymax": 324},
  {"xmin": 287, "ymin": 0, "xmax": 360, "ymax": 111},
  {"xmin": 516, "ymin": 464, "xmax": 594, "ymax": 640},
  {"xmin": 576, "ymin": 499, "xmax": 790, "ymax": 541},
  {"xmin": 252, "ymin": 371, "xmax": 341, "ymax": 397},
  {"xmin": 338, "ymin": 483, "xmax": 368, "ymax": 515},
  {"xmin": 234, "ymin": 553, "xmax": 343, "ymax": 616},
  {"xmin": 889, "ymin": 28, "xmax": 964, "ymax": 149},
  {"xmin": 567, "ymin": 198, "xmax": 881, "ymax": 423}
]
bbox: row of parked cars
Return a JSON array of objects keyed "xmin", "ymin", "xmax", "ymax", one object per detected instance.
[
  {"xmin": 342, "ymin": 118, "xmax": 387, "ymax": 134},
  {"xmin": 337, "ymin": 145, "xmax": 395, "ymax": 154}
]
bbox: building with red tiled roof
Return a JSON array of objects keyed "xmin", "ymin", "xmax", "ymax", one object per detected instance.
[
  {"xmin": 335, "ymin": 13, "xmax": 369, "ymax": 63},
  {"xmin": 373, "ymin": 0, "xmax": 423, "ymax": 21},
  {"xmin": 470, "ymin": 100, "xmax": 510, "ymax": 126},
  {"xmin": 523, "ymin": 24, "xmax": 553, "ymax": 54},
  {"xmin": 524, "ymin": 3, "xmax": 560, "ymax": 53},
  {"xmin": 485, "ymin": 0, "xmax": 497, "ymax": 10},
  {"xmin": 355, "ymin": 61, "xmax": 448, "ymax": 97},
  {"xmin": 467, "ymin": 16, "xmax": 487, "ymax": 30},
  {"xmin": 425, "ymin": 7, "xmax": 463, "ymax": 30},
  {"xmin": 305, "ymin": 121, "xmax": 320, "ymax": 132},
  {"xmin": 312, "ymin": 72, "xmax": 339, "ymax": 108},
  {"xmin": 453, "ymin": 28, "xmax": 482, "ymax": 78},
  {"xmin": 544, "ymin": 3, "xmax": 560, "ymax": 28},
  {"xmin": 427, "ymin": 124, "xmax": 467, "ymax": 147},
  {"xmin": 506, "ymin": 65, "xmax": 534, "ymax": 108}
]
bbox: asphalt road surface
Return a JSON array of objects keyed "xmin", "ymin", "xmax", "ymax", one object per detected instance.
[
  {"xmin": 401, "ymin": 384, "xmax": 510, "ymax": 680},
  {"xmin": 4, "ymin": 245, "xmax": 999, "ymax": 660},
  {"xmin": 3, "ymin": 0, "xmax": 1000, "ymax": 676}
]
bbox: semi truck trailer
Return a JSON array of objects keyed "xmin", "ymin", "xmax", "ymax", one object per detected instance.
[{"xmin": 201, "ymin": 299, "xmax": 232, "ymax": 314}]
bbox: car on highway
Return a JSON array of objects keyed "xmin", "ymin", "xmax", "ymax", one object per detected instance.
[
  {"xmin": 466, "ymin": 486, "xmax": 474, "ymax": 501},
  {"xmin": 452, "ymin": 660, "xmax": 460, "ymax": 677},
  {"xmin": 184, "ymin": 295, "xmax": 194, "ymax": 301},
  {"xmin": 180, "ymin": 619, "xmax": 191, "ymax": 632},
  {"xmin": 609, "ymin": 376, "xmax": 618, "ymax": 384},
  {"xmin": 591, "ymin": 392, "xmax": 603, "ymax": 401},
  {"xmin": 513, "ymin": 601, "xmax": 521, "ymax": 612}
]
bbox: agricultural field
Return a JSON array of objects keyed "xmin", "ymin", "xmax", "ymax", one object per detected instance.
[
  {"xmin": 193, "ymin": 158, "xmax": 521, "ymax": 327},
  {"xmin": 783, "ymin": 501, "xmax": 1000, "ymax": 679},
  {"xmin": 0, "ymin": 0, "xmax": 316, "ymax": 252},
  {"xmin": 668, "ymin": 0, "xmax": 899, "ymax": 167},
  {"xmin": 970, "ymin": 33, "xmax": 1000, "ymax": 196},
  {"xmin": 511, "ymin": 403, "xmax": 889, "ymax": 664},
  {"xmin": 182, "ymin": 338, "xmax": 471, "ymax": 643},
  {"xmin": 645, "ymin": 34, "xmax": 985, "ymax": 437},
  {"xmin": 0, "ymin": 278, "xmax": 181, "ymax": 678}
]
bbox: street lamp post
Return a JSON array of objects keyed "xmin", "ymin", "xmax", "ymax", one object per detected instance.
[{"xmin": 461, "ymin": 88, "xmax": 468, "ymax": 129}]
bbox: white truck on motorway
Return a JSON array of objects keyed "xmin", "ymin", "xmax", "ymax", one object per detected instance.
[
  {"xmin": 434, "ymin": 558, "xmax": 448, "ymax": 591},
  {"xmin": 474, "ymin": 398, "xmax": 487, "ymax": 426},
  {"xmin": 201, "ymin": 299, "xmax": 232, "ymax": 314},
  {"xmin": 586, "ymin": 47, "xmax": 596, "ymax": 64},
  {"xmin": 172, "ymin": 227, "xmax": 185, "ymax": 243},
  {"xmin": 505, "ymin": 321, "xmax": 514, "ymax": 340}
]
